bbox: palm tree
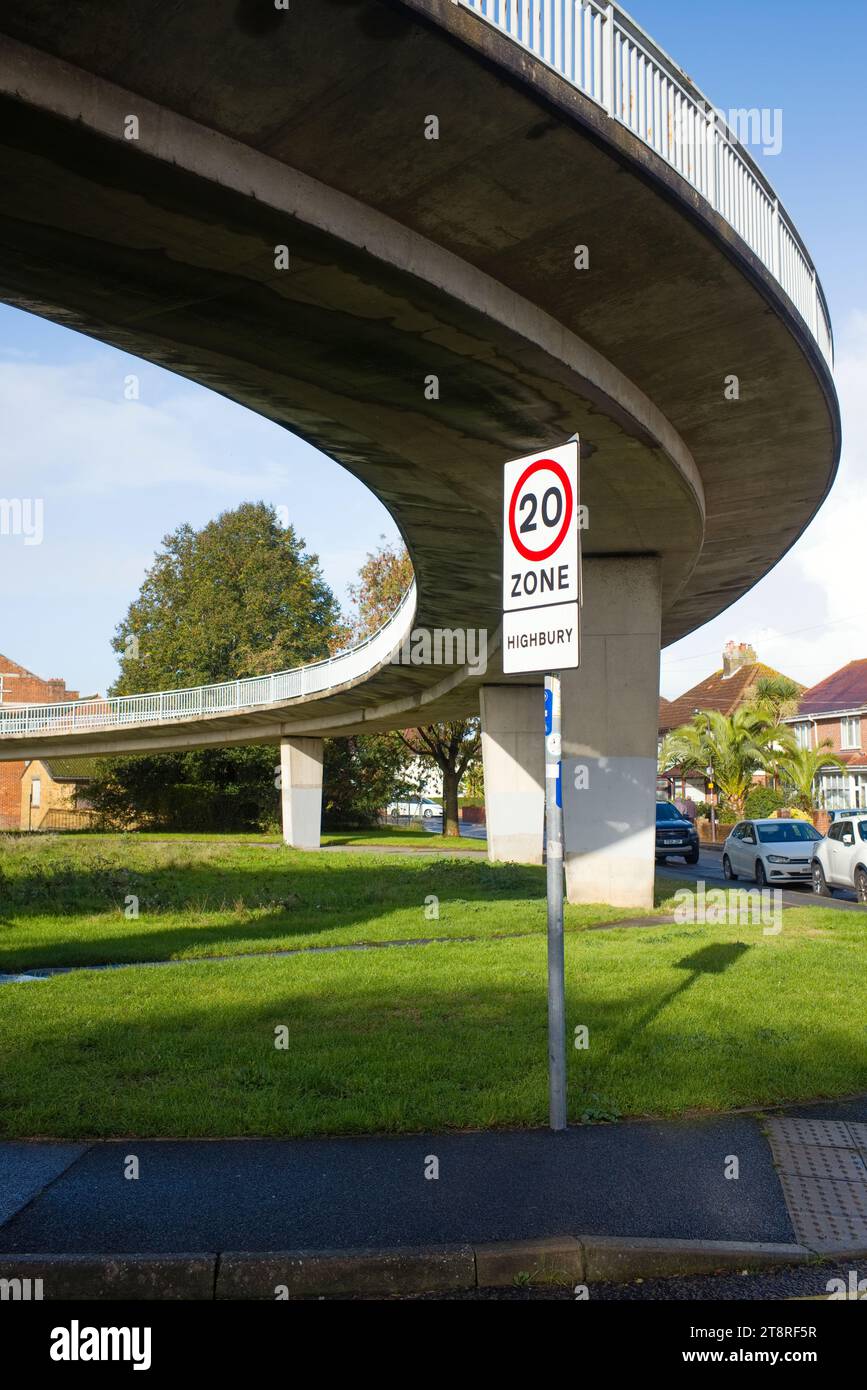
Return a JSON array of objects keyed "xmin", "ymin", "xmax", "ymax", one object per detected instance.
[
  {"xmin": 658, "ymin": 731, "xmax": 692, "ymax": 776},
  {"xmin": 751, "ymin": 675, "xmax": 803, "ymax": 722},
  {"xmin": 781, "ymin": 743, "xmax": 847, "ymax": 811},
  {"xmin": 672, "ymin": 707, "xmax": 795, "ymax": 817}
]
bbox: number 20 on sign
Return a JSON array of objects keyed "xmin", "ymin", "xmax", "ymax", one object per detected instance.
[{"xmin": 502, "ymin": 440, "xmax": 580, "ymax": 675}]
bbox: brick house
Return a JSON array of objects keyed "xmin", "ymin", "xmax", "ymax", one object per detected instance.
[
  {"xmin": 786, "ymin": 660, "xmax": 867, "ymax": 810},
  {"xmin": 659, "ymin": 642, "xmax": 802, "ymax": 803},
  {"xmin": 0, "ymin": 653, "xmax": 80, "ymax": 829},
  {"xmin": 660, "ymin": 642, "xmax": 802, "ymax": 733},
  {"xmin": 20, "ymin": 758, "xmax": 100, "ymax": 831}
]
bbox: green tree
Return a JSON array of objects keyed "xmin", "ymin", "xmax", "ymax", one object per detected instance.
[
  {"xmin": 751, "ymin": 675, "xmax": 804, "ymax": 723},
  {"xmin": 670, "ymin": 708, "xmax": 796, "ymax": 817},
  {"xmin": 743, "ymin": 785, "xmax": 786, "ymax": 819},
  {"xmin": 112, "ymin": 502, "xmax": 340, "ymax": 690},
  {"xmin": 657, "ymin": 730, "xmax": 703, "ymax": 778},
  {"xmin": 399, "ymin": 722, "xmax": 482, "ymax": 836},
  {"xmin": 347, "ymin": 538, "xmax": 482, "ymax": 838},
  {"xmin": 90, "ymin": 503, "xmax": 342, "ymax": 831},
  {"xmin": 323, "ymin": 734, "xmax": 409, "ymax": 827},
  {"xmin": 781, "ymin": 744, "xmax": 847, "ymax": 811},
  {"xmin": 345, "ymin": 537, "xmax": 413, "ymax": 642}
]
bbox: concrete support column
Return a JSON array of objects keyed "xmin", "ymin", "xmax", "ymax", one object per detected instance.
[
  {"xmin": 279, "ymin": 736, "xmax": 324, "ymax": 850},
  {"xmin": 562, "ymin": 556, "xmax": 662, "ymax": 908},
  {"xmin": 480, "ymin": 685, "xmax": 545, "ymax": 864}
]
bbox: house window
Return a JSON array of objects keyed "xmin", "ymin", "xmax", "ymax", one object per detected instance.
[
  {"xmin": 31, "ymin": 777, "xmax": 41, "ymax": 808},
  {"xmin": 841, "ymin": 716, "xmax": 861, "ymax": 749},
  {"xmin": 822, "ymin": 773, "xmax": 851, "ymax": 810},
  {"xmin": 794, "ymin": 722, "xmax": 811, "ymax": 750}
]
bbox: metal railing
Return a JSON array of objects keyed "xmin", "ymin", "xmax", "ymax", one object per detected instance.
[
  {"xmin": 455, "ymin": 0, "xmax": 833, "ymax": 365},
  {"xmin": 0, "ymin": 582, "xmax": 417, "ymax": 739}
]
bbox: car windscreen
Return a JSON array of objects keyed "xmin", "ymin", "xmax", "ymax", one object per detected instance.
[
  {"xmin": 656, "ymin": 803, "xmax": 686, "ymax": 823},
  {"xmin": 756, "ymin": 822, "xmax": 821, "ymax": 843}
]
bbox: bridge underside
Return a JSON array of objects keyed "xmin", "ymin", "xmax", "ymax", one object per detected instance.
[{"xmin": 0, "ymin": 1, "xmax": 840, "ymax": 902}]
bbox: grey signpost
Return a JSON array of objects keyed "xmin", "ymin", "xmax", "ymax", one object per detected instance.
[{"xmin": 502, "ymin": 440, "xmax": 580, "ymax": 1131}]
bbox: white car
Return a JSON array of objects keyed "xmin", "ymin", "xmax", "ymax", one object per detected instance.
[
  {"xmin": 722, "ymin": 818, "xmax": 823, "ymax": 887},
  {"xmin": 386, "ymin": 796, "xmax": 440, "ymax": 820},
  {"xmin": 811, "ymin": 815, "xmax": 867, "ymax": 902}
]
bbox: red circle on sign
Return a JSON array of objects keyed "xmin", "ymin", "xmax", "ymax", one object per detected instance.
[{"xmin": 508, "ymin": 459, "xmax": 574, "ymax": 563}]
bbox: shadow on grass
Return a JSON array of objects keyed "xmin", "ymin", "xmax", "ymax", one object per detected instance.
[
  {"xmin": 0, "ymin": 853, "xmax": 546, "ymax": 970},
  {"xmin": 1, "ymin": 943, "xmax": 863, "ymax": 1140}
]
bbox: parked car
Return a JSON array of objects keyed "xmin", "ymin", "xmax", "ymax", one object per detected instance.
[
  {"xmin": 722, "ymin": 818, "xmax": 823, "ymax": 886},
  {"xmin": 656, "ymin": 801, "xmax": 700, "ymax": 864},
  {"xmin": 812, "ymin": 815, "xmax": 867, "ymax": 901},
  {"xmin": 386, "ymin": 796, "xmax": 440, "ymax": 820}
]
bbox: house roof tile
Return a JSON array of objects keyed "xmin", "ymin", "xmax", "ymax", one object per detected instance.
[
  {"xmin": 797, "ymin": 660, "xmax": 867, "ymax": 715},
  {"xmin": 661, "ymin": 662, "xmax": 800, "ymax": 732}
]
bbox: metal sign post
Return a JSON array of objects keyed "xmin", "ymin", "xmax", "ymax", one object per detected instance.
[
  {"xmin": 502, "ymin": 439, "xmax": 580, "ymax": 1133},
  {"xmin": 544, "ymin": 673, "xmax": 567, "ymax": 1131}
]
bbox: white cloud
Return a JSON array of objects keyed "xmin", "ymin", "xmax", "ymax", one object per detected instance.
[
  {"xmin": 0, "ymin": 348, "xmax": 399, "ymax": 696},
  {"xmin": 0, "ymin": 359, "xmax": 292, "ymax": 496}
]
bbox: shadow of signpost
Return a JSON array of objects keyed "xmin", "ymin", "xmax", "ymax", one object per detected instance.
[{"xmin": 576, "ymin": 942, "xmax": 753, "ymax": 1114}]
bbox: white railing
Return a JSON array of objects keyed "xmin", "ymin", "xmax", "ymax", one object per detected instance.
[
  {"xmin": 456, "ymin": 0, "xmax": 833, "ymax": 365},
  {"xmin": 0, "ymin": 582, "xmax": 417, "ymax": 739}
]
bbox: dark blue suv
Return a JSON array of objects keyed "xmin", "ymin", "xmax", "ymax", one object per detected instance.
[{"xmin": 656, "ymin": 801, "xmax": 700, "ymax": 864}]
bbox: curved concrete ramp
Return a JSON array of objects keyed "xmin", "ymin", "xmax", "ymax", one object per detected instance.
[{"xmin": 0, "ymin": 1, "xmax": 840, "ymax": 902}]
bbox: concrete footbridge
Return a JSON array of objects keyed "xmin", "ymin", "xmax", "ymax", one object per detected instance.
[{"xmin": 0, "ymin": 1, "xmax": 840, "ymax": 905}]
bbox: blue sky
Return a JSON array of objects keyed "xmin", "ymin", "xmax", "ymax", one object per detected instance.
[{"xmin": 0, "ymin": 0, "xmax": 864, "ymax": 700}]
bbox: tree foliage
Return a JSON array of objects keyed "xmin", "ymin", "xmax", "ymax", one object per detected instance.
[
  {"xmin": 780, "ymin": 743, "xmax": 847, "ymax": 810},
  {"xmin": 345, "ymin": 537, "xmax": 414, "ymax": 643},
  {"xmin": 112, "ymin": 502, "xmax": 340, "ymax": 691},
  {"xmin": 348, "ymin": 538, "xmax": 482, "ymax": 837},
  {"xmin": 664, "ymin": 707, "xmax": 795, "ymax": 816},
  {"xmin": 90, "ymin": 504, "xmax": 342, "ymax": 831},
  {"xmin": 399, "ymin": 722, "xmax": 481, "ymax": 836},
  {"xmin": 322, "ymin": 734, "xmax": 409, "ymax": 827}
]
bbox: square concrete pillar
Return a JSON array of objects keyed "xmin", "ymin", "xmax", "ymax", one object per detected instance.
[
  {"xmin": 280, "ymin": 736, "xmax": 323, "ymax": 850},
  {"xmin": 562, "ymin": 556, "xmax": 662, "ymax": 909},
  {"xmin": 480, "ymin": 685, "xmax": 545, "ymax": 864}
]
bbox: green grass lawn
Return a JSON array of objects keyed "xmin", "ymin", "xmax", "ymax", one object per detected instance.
[
  {"xmin": 0, "ymin": 834, "xmax": 619, "ymax": 969},
  {"xmin": 9, "ymin": 825, "xmax": 487, "ymax": 851},
  {"xmin": 0, "ymin": 834, "xmax": 864, "ymax": 1138}
]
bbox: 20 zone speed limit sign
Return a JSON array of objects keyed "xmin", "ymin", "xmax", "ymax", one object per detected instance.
[{"xmin": 502, "ymin": 441, "xmax": 580, "ymax": 674}]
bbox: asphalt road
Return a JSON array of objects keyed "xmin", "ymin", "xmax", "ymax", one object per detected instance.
[{"xmin": 657, "ymin": 848, "xmax": 865, "ymax": 912}]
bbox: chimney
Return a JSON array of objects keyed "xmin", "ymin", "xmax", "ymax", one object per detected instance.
[{"xmin": 722, "ymin": 640, "xmax": 757, "ymax": 679}]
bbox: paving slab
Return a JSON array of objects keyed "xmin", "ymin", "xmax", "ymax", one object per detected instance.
[
  {"xmin": 765, "ymin": 1115, "xmax": 867, "ymax": 1251},
  {"xmin": 0, "ymin": 1142, "xmax": 88, "ymax": 1227}
]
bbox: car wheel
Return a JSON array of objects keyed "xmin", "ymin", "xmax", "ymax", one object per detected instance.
[
  {"xmin": 685, "ymin": 848, "xmax": 700, "ymax": 865},
  {"xmin": 855, "ymin": 867, "xmax": 867, "ymax": 904},
  {"xmin": 755, "ymin": 860, "xmax": 768, "ymax": 888},
  {"xmin": 723, "ymin": 854, "xmax": 736, "ymax": 880},
  {"xmin": 812, "ymin": 862, "xmax": 831, "ymax": 896},
  {"xmin": 390, "ymin": 809, "xmax": 400, "ymax": 820},
  {"xmin": 423, "ymin": 808, "xmax": 433, "ymax": 819}
]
